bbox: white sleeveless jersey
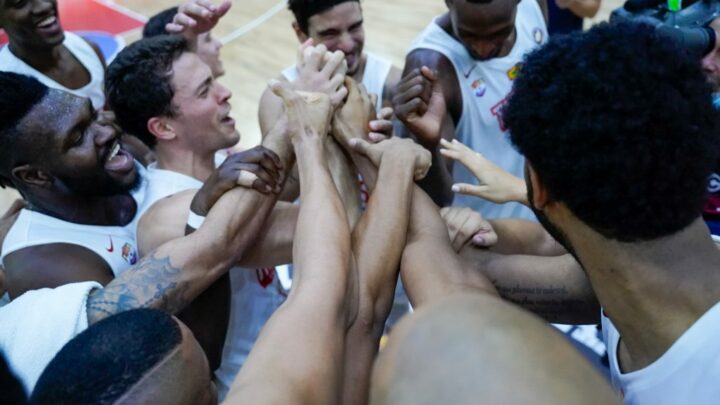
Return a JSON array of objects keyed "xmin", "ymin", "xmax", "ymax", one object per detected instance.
[
  {"xmin": 142, "ymin": 156, "xmax": 287, "ymax": 401},
  {"xmin": 1, "ymin": 164, "xmax": 148, "ymax": 277},
  {"xmin": 408, "ymin": 0, "xmax": 547, "ymax": 220},
  {"xmin": 282, "ymin": 51, "xmax": 392, "ymax": 115},
  {"xmin": 0, "ymin": 32, "xmax": 105, "ymax": 110},
  {"xmin": 601, "ymin": 303, "xmax": 720, "ymax": 404}
]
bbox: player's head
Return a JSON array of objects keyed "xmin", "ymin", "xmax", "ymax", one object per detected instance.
[
  {"xmin": 288, "ymin": 0, "xmax": 364, "ymax": 74},
  {"xmin": 0, "ymin": 72, "xmax": 137, "ymax": 199},
  {"xmin": 31, "ymin": 309, "xmax": 216, "ymax": 405},
  {"xmin": 0, "ymin": 0, "xmax": 64, "ymax": 50},
  {"xmin": 107, "ymin": 35, "xmax": 238, "ymax": 155},
  {"xmin": 505, "ymin": 22, "xmax": 720, "ymax": 248},
  {"xmin": 445, "ymin": 0, "xmax": 519, "ymax": 60},
  {"xmin": 143, "ymin": 6, "xmax": 225, "ymax": 77}
]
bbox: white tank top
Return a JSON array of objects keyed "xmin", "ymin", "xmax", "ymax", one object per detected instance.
[
  {"xmin": 282, "ymin": 51, "xmax": 392, "ymax": 115},
  {"xmin": 408, "ymin": 0, "xmax": 547, "ymax": 220},
  {"xmin": 143, "ymin": 156, "xmax": 287, "ymax": 402},
  {"xmin": 601, "ymin": 303, "xmax": 720, "ymax": 404},
  {"xmin": 1, "ymin": 163, "xmax": 148, "ymax": 277},
  {"xmin": 0, "ymin": 32, "xmax": 105, "ymax": 110}
]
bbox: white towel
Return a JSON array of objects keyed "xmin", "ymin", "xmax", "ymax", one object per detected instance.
[{"xmin": 0, "ymin": 281, "xmax": 101, "ymax": 394}]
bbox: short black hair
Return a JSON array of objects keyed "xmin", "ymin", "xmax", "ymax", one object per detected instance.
[
  {"xmin": 0, "ymin": 72, "xmax": 48, "ymax": 189},
  {"xmin": 504, "ymin": 22, "xmax": 720, "ymax": 242},
  {"xmin": 105, "ymin": 35, "xmax": 189, "ymax": 148},
  {"xmin": 0, "ymin": 353, "xmax": 27, "ymax": 405},
  {"xmin": 30, "ymin": 309, "xmax": 182, "ymax": 405},
  {"xmin": 288, "ymin": 0, "xmax": 359, "ymax": 34},
  {"xmin": 143, "ymin": 6, "xmax": 178, "ymax": 38}
]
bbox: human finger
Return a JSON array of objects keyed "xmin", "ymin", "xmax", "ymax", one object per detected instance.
[
  {"xmin": 451, "ymin": 183, "xmax": 491, "ymax": 198},
  {"xmin": 321, "ymin": 51, "xmax": 346, "ymax": 76}
]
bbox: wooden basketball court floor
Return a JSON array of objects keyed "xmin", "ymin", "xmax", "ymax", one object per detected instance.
[{"xmin": 0, "ymin": 0, "xmax": 622, "ymax": 213}]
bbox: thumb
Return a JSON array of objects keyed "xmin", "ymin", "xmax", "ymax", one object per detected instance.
[
  {"xmin": 451, "ymin": 183, "xmax": 487, "ymax": 197},
  {"xmin": 349, "ymin": 138, "xmax": 372, "ymax": 157},
  {"xmin": 472, "ymin": 230, "xmax": 498, "ymax": 247},
  {"xmin": 236, "ymin": 170, "xmax": 260, "ymax": 188},
  {"xmin": 269, "ymin": 80, "xmax": 297, "ymax": 104}
]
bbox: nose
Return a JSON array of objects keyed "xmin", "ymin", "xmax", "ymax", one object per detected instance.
[
  {"xmin": 337, "ymin": 32, "xmax": 356, "ymax": 54},
  {"xmin": 93, "ymin": 120, "xmax": 117, "ymax": 147},
  {"xmin": 702, "ymin": 52, "xmax": 718, "ymax": 74},
  {"xmin": 214, "ymin": 38, "xmax": 223, "ymax": 51},
  {"xmin": 216, "ymin": 83, "xmax": 232, "ymax": 103}
]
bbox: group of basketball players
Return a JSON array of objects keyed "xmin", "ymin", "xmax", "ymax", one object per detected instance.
[{"xmin": 0, "ymin": 0, "xmax": 719, "ymax": 403}]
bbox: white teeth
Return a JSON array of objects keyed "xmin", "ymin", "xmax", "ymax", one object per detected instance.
[
  {"xmin": 37, "ymin": 16, "xmax": 56, "ymax": 28},
  {"xmin": 107, "ymin": 143, "xmax": 120, "ymax": 162}
]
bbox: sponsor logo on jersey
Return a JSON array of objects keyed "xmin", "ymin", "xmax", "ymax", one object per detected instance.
[
  {"xmin": 106, "ymin": 236, "xmax": 114, "ymax": 253},
  {"xmin": 471, "ymin": 78, "xmax": 487, "ymax": 97},
  {"xmin": 122, "ymin": 243, "xmax": 138, "ymax": 265},
  {"xmin": 507, "ymin": 63, "xmax": 523, "ymax": 81},
  {"xmin": 256, "ymin": 268, "xmax": 275, "ymax": 288},
  {"xmin": 533, "ymin": 27, "xmax": 544, "ymax": 44}
]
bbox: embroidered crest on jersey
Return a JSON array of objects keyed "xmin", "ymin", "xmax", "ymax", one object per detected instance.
[
  {"xmin": 121, "ymin": 243, "xmax": 138, "ymax": 264},
  {"xmin": 533, "ymin": 28, "xmax": 544, "ymax": 44},
  {"xmin": 471, "ymin": 78, "xmax": 487, "ymax": 97},
  {"xmin": 507, "ymin": 63, "xmax": 523, "ymax": 81}
]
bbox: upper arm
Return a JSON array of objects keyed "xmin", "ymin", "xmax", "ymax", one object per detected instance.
[
  {"xmin": 258, "ymin": 76, "xmax": 289, "ymax": 137},
  {"xmin": 489, "ymin": 219, "xmax": 567, "ymax": 256},
  {"xmin": 137, "ymin": 190, "xmax": 196, "ymax": 257},
  {"xmin": 3, "ymin": 244, "xmax": 113, "ymax": 299}
]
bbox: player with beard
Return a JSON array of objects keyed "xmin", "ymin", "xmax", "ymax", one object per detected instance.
[
  {"xmin": 393, "ymin": 0, "xmax": 547, "ymax": 219},
  {"xmin": 0, "ymin": 0, "xmax": 105, "ymax": 109}
]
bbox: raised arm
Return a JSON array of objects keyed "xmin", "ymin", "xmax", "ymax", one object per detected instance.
[
  {"xmin": 394, "ymin": 49, "xmax": 461, "ymax": 206},
  {"xmin": 227, "ymin": 82, "xmax": 353, "ymax": 405}
]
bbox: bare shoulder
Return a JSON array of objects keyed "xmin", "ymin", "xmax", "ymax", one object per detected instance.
[
  {"xmin": 137, "ymin": 189, "xmax": 197, "ymax": 256},
  {"xmin": 3, "ymin": 243, "xmax": 113, "ymax": 298}
]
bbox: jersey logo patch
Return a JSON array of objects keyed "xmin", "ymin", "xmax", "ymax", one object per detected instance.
[
  {"xmin": 106, "ymin": 236, "xmax": 114, "ymax": 253},
  {"xmin": 122, "ymin": 243, "xmax": 137, "ymax": 265},
  {"xmin": 471, "ymin": 79, "xmax": 487, "ymax": 97},
  {"xmin": 507, "ymin": 63, "xmax": 523, "ymax": 81},
  {"xmin": 533, "ymin": 28, "xmax": 544, "ymax": 44},
  {"xmin": 256, "ymin": 268, "xmax": 275, "ymax": 288}
]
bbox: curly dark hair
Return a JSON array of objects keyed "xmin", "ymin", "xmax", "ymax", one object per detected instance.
[
  {"xmin": 31, "ymin": 309, "xmax": 182, "ymax": 404},
  {"xmin": 105, "ymin": 35, "xmax": 188, "ymax": 148},
  {"xmin": 142, "ymin": 6, "xmax": 178, "ymax": 38},
  {"xmin": 288, "ymin": 0, "xmax": 359, "ymax": 34},
  {"xmin": 504, "ymin": 22, "xmax": 720, "ymax": 242}
]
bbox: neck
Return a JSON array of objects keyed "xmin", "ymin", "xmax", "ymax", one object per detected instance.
[
  {"xmin": 9, "ymin": 40, "xmax": 64, "ymax": 72},
  {"xmin": 154, "ymin": 145, "xmax": 216, "ymax": 182},
  {"xmin": 27, "ymin": 191, "xmax": 137, "ymax": 227},
  {"xmin": 570, "ymin": 217, "xmax": 720, "ymax": 370}
]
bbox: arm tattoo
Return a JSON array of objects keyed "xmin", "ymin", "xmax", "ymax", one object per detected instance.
[{"xmin": 86, "ymin": 254, "xmax": 191, "ymax": 325}]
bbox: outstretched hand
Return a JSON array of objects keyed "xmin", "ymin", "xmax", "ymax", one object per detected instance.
[
  {"xmin": 166, "ymin": 0, "xmax": 231, "ymax": 39},
  {"xmin": 332, "ymin": 77, "xmax": 376, "ymax": 148},
  {"xmin": 392, "ymin": 66, "xmax": 446, "ymax": 147},
  {"xmin": 270, "ymin": 79, "xmax": 333, "ymax": 143},
  {"xmin": 191, "ymin": 146, "xmax": 284, "ymax": 215},
  {"xmin": 350, "ymin": 137, "xmax": 431, "ymax": 180},
  {"xmin": 293, "ymin": 41, "xmax": 349, "ymax": 109},
  {"xmin": 440, "ymin": 139, "xmax": 529, "ymax": 206}
]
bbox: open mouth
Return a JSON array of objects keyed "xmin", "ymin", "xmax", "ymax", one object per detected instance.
[
  {"xmin": 35, "ymin": 15, "xmax": 61, "ymax": 36},
  {"xmin": 104, "ymin": 140, "xmax": 134, "ymax": 173}
]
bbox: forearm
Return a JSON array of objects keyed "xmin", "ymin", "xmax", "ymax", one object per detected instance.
[
  {"xmin": 238, "ymin": 202, "xmax": 299, "ymax": 268},
  {"xmin": 401, "ymin": 187, "xmax": 497, "ymax": 309},
  {"xmin": 458, "ymin": 248, "xmax": 599, "ymax": 324},
  {"xmin": 326, "ymin": 137, "xmax": 362, "ymax": 227},
  {"xmin": 417, "ymin": 146, "xmax": 455, "ymax": 206},
  {"xmin": 488, "ymin": 219, "xmax": 567, "ymax": 256}
]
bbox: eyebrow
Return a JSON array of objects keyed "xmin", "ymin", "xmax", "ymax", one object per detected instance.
[
  {"xmin": 317, "ymin": 19, "xmax": 363, "ymax": 35},
  {"xmin": 62, "ymin": 100, "xmax": 95, "ymax": 150},
  {"xmin": 194, "ymin": 76, "xmax": 213, "ymax": 97}
]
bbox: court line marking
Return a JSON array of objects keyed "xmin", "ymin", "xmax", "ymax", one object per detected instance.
[
  {"xmin": 95, "ymin": 0, "xmax": 149, "ymax": 23},
  {"xmin": 220, "ymin": 0, "xmax": 288, "ymax": 45}
]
